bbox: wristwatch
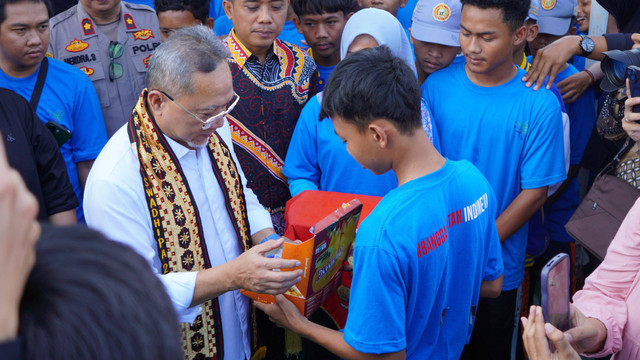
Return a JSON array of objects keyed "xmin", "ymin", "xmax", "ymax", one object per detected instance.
[{"xmin": 579, "ymin": 35, "xmax": 595, "ymax": 57}]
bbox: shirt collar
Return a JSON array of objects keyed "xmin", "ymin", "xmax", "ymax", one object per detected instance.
[
  {"xmin": 76, "ymin": 2, "xmax": 140, "ymax": 40},
  {"xmin": 227, "ymin": 29, "xmax": 282, "ymax": 67}
]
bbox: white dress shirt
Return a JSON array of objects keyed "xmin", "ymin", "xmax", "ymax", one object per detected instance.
[{"xmin": 84, "ymin": 119, "xmax": 272, "ymax": 360}]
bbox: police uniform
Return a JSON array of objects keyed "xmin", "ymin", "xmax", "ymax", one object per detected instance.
[{"xmin": 49, "ymin": 1, "xmax": 161, "ymax": 136}]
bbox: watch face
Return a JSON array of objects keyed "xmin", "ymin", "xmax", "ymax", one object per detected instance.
[{"xmin": 582, "ymin": 37, "xmax": 595, "ymax": 53}]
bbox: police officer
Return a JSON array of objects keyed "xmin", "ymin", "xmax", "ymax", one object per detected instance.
[{"xmin": 49, "ymin": 0, "xmax": 161, "ymax": 136}]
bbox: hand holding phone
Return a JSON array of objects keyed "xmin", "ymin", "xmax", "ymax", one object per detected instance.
[
  {"xmin": 541, "ymin": 253, "xmax": 570, "ymax": 332},
  {"xmin": 625, "ymin": 65, "xmax": 640, "ymax": 114}
]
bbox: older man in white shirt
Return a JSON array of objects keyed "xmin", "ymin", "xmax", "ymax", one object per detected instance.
[{"xmin": 84, "ymin": 26, "xmax": 302, "ymax": 360}]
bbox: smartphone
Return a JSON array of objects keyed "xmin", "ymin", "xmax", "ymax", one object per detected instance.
[
  {"xmin": 625, "ymin": 65, "xmax": 640, "ymax": 113},
  {"xmin": 45, "ymin": 120, "xmax": 72, "ymax": 147},
  {"xmin": 541, "ymin": 253, "xmax": 570, "ymax": 332}
]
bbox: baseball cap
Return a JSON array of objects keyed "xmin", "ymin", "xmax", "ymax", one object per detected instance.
[
  {"xmin": 537, "ymin": 0, "xmax": 577, "ymax": 36},
  {"xmin": 527, "ymin": 0, "xmax": 540, "ymax": 21},
  {"xmin": 411, "ymin": 0, "xmax": 462, "ymax": 47}
]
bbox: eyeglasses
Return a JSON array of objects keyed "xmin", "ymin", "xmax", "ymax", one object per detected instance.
[
  {"xmin": 158, "ymin": 90, "xmax": 240, "ymax": 130},
  {"xmin": 109, "ymin": 41, "xmax": 123, "ymax": 81}
]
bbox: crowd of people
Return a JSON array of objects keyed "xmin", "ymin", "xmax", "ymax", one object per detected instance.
[{"xmin": 0, "ymin": 0, "xmax": 639, "ymax": 359}]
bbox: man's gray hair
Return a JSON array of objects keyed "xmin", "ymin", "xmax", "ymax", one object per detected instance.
[{"xmin": 146, "ymin": 26, "xmax": 230, "ymax": 97}]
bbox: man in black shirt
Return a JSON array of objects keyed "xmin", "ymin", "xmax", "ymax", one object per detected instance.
[{"xmin": 0, "ymin": 88, "xmax": 78, "ymax": 223}]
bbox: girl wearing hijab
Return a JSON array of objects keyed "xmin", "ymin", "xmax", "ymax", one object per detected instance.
[{"xmin": 283, "ymin": 8, "xmax": 438, "ymax": 197}]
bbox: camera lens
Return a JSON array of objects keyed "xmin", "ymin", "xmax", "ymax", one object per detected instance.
[{"xmin": 602, "ymin": 48, "xmax": 640, "ymax": 92}]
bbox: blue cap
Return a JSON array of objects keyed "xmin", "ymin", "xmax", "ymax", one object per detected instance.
[
  {"xmin": 537, "ymin": 0, "xmax": 578, "ymax": 36},
  {"xmin": 411, "ymin": 0, "xmax": 462, "ymax": 47}
]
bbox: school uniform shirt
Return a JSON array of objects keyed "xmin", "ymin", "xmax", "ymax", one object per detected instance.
[
  {"xmin": 284, "ymin": 94, "xmax": 440, "ymax": 197},
  {"xmin": 83, "ymin": 118, "xmax": 272, "ymax": 360},
  {"xmin": 0, "ymin": 58, "xmax": 107, "ymax": 222},
  {"xmin": 226, "ymin": 31, "xmax": 318, "ymax": 230},
  {"xmin": 0, "ymin": 88, "xmax": 78, "ymax": 220},
  {"xmin": 49, "ymin": 1, "xmax": 161, "ymax": 136},
  {"xmin": 423, "ymin": 62, "xmax": 566, "ymax": 291},
  {"xmin": 344, "ymin": 159, "xmax": 503, "ymax": 359},
  {"xmin": 316, "ymin": 64, "xmax": 335, "ymax": 91}
]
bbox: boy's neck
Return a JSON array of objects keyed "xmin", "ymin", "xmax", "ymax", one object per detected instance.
[
  {"xmin": 465, "ymin": 60, "xmax": 518, "ymax": 87},
  {"xmin": 392, "ymin": 130, "xmax": 445, "ymax": 186},
  {"xmin": 313, "ymin": 52, "xmax": 340, "ymax": 67}
]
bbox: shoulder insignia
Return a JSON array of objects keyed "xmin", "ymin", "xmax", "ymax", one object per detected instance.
[
  {"xmin": 82, "ymin": 18, "xmax": 95, "ymax": 35},
  {"xmin": 65, "ymin": 38, "xmax": 90, "ymax": 52},
  {"xmin": 79, "ymin": 66, "xmax": 94, "ymax": 76},
  {"xmin": 124, "ymin": 13, "xmax": 136, "ymax": 30},
  {"xmin": 133, "ymin": 29, "xmax": 154, "ymax": 41},
  {"xmin": 143, "ymin": 54, "xmax": 152, "ymax": 68}
]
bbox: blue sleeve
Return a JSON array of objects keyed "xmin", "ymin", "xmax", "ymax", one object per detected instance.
[
  {"xmin": 520, "ymin": 92, "xmax": 566, "ymax": 189},
  {"xmin": 344, "ymin": 245, "xmax": 406, "ymax": 354},
  {"xmin": 566, "ymin": 88, "xmax": 596, "ymax": 165},
  {"xmin": 70, "ymin": 74, "xmax": 108, "ymax": 163},
  {"xmin": 483, "ymin": 187, "xmax": 503, "ymax": 281},
  {"xmin": 283, "ymin": 97, "xmax": 321, "ymax": 197}
]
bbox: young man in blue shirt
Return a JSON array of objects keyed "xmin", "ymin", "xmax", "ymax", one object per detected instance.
[
  {"xmin": 154, "ymin": 0, "xmax": 214, "ymax": 42},
  {"xmin": 291, "ymin": 0, "xmax": 353, "ymax": 90},
  {"xmin": 257, "ymin": 45, "xmax": 504, "ymax": 360},
  {"xmin": 422, "ymin": 0, "xmax": 566, "ymax": 358}
]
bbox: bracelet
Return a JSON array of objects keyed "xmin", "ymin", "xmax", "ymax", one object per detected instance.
[
  {"xmin": 583, "ymin": 69, "xmax": 596, "ymax": 84},
  {"xmin": 260, "ymin": 233, "xmax": 280, "ymax": 244}
]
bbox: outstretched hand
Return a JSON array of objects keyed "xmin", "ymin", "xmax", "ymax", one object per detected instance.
[
  {"xmin": 231, "ymin": 238, "xmax": 303, "ymax": 295},
  {"xmin": 523, "ymin": 36, "xmax": 579, "ymax": 90},
  {"xmin": 254, "ymin": 294, "xmax": 308, "ymax": 334}
]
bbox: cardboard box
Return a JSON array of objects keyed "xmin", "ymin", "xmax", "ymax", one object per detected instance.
[{"xmin": 242, "ymin": 199, "xmax": 363, "ymax": 316}]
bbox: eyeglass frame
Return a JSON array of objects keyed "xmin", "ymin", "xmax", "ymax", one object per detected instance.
[{"xmin": 156, "ymin": 89, "xmax": 240, "ymax": 130}]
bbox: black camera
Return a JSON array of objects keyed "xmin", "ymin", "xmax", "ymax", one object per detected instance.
[{"xmin": 601, "ymin": 48, "xmax": 640, "ymax": 92}]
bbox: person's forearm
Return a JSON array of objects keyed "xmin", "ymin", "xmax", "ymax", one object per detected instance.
[
  {"xmin": 0, "ymin": 305, "xmax": 18, "ymax": 342},
  {"xmin": 297, "ymin": 320, "xmax": 406, "ymax": 360},
  {"xmin": 251, "ymin": 228, "xmax": 277, "ymax": 246},
  {"xmin": 496, "ymin": 188, "xmax": 548, "ymax": 242},
  {"xmin": 48, "ymin": 209, "xmax": 77, "ymax": 225},
  {"xmin": 76, "ymin": 160, "xmax": 94, "ymax": 189},
  {"xmin": 190, "ymin": 263, "xmax": 236, "ymax": 307},
  {"xmin": 479, "ymin": 275, "xmax": 503, "ymax": 298}
]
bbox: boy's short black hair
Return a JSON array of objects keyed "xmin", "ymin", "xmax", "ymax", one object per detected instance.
[
  {"xmin": 154, "ymin": 0, "xmax": 209, "ymax": 23},
  {"xmin": 291, "ymin": 0, "xmax": 354, "ymax": 17},
  {"xmin": 460, "ymin": 0, "xmax": 529, "ymax": 33},
  {"xmin": 19, "ymin": 225, "xmax": 183, "ymax": 360},
  {"xmin": 0, "ymin": 0, "xmax": 51, "ymax": 26},
  {"xmin": 320, "ymin": 45, "xmax": 422, "ymax": 135}
]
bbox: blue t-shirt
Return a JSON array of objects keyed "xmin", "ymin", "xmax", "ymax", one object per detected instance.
[
  {"xmin": 0, "ymin": 58, "xmax": 108, "ymax": 221},
  {"xmin": 208, "ymin": 0, "xmax": 225, "ymax": 19},
  {"xmin": 547, "ymin": 63, "xmax": 596, "ymax": 243},
  {"xmin": 397, "ymin": 0, "xmax": 419, "ymax": 30},
  {"xmin": 283, "ymin": 94, "xmax": 440, "ymax": 197},
  {"xmin": 344, "ymin": 159, "xmax": 503, "ymax": 359},
  {"xmin": 423, "ymin": 62, "xmax": 566, "ymax": 290},
  {"xmin": 317, "ymin": 64, "xmax": 335, "ymax": 91},
  {"xmin": 213, "ymin": 15, "xmax": 233, "ymax": 36}
]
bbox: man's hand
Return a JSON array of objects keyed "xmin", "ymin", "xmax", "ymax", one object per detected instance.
[
  {"xmin": 521, "ymin": 306, "xmax": 580, "ymax": 360},
  {"xmin": 632, "ymin": 33, "xmax": 640, "ymax": 49},
  {"xmin": 254, "ymin": 294, "xmax": 308, "ymax": 333},
  {"xmin": 523, "ymin": 36, "xmax": 581, "ymax": 90},
  {"xmin": 230, "ymin": 238, "xmax": 302, "ymax": 294},
  {"xmin": 0, "ymin": 138, "xmax": 41, "ymax": 341},
  {"xmin": 558, "ymin": 71, "xmax": 593, "ymax": 104}
]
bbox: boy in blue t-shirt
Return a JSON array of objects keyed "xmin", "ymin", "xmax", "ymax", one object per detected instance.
[
  {"xmin": 291, "ymin": 0, "xmax": 353, "ymax": 91},
  {"xmin": 422, "ymin": 0, "xmax": 566, "ymax": 358},
  {"xmin": 154, "ymin": 0, "xmax": 214, "ymax": 42},
  {"xmin": 257, "ymin": 45, "xmax": 503, "ymax": 360}
]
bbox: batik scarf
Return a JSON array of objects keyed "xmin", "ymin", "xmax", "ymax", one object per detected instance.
[{"xmin": 128, "ymin": 89, "xmax": 252, "ymax": 360}]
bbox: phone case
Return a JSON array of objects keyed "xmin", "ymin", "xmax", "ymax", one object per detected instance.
[
  {"xmin": 626, "ymin": 65, "xmax": 640, "ymax": 113},
  {"xmin": 540, "ymin": 253, "xmax": 570, "ymax": 332}
]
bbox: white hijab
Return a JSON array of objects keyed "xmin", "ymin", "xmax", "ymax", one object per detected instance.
[{"xmin": 339, "ymin": 8, "xmax": 417, "ymax": 74}]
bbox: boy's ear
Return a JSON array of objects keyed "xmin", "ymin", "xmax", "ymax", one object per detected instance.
[
  {"xmin": 222, "ymin": 0, "xmax": 233, "ymax": 20},
  {"xmin": 292, "ymin": 17, "xmax": 303, "ymax": 34},
  {"xmin": 368, "ymin": 121, "xmax": 389, "ymax": 148},
  {"xmin": 345, "ymin": 11, "xmax": 354, "ymax": 21},
  {"xmin": 512, "ymin": 25, "xmax": 527, "ymax": 48},
  {"xmin": 204, "ymin": 17, "xmax": 215, "ymax": 30},
  {"xmin": 525, "ymin": 23, "xmax": 539, "ymax": 42},
  {"xmin": 399, "ymin": 0, "xmax": 408, "ymax": 9}
]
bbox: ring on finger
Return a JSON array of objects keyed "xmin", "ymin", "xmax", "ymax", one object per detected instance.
[{"xmin": 625, "ymin": 117, "xmax": 631, "ymax": 122}]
